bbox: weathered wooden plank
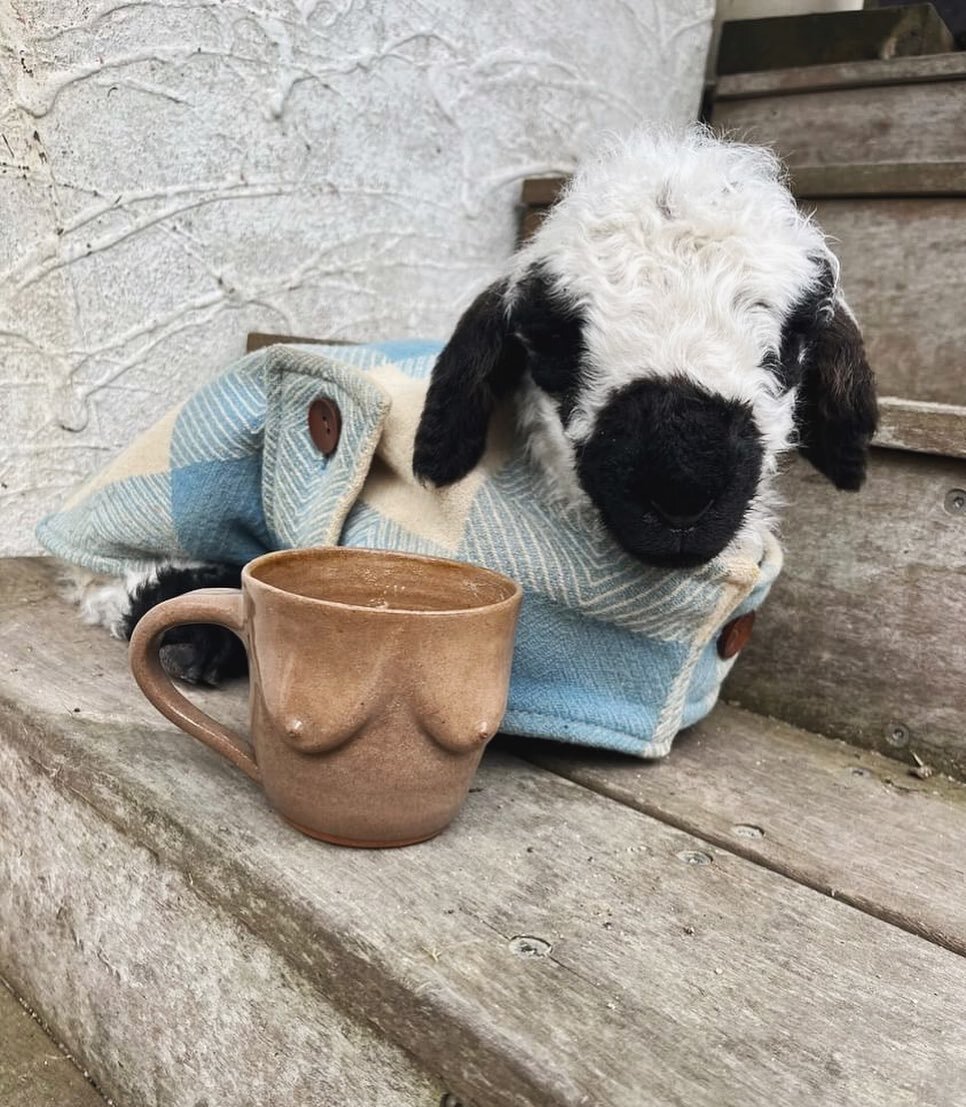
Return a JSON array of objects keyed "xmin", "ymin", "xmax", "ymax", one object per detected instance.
[
  {"xmin": 813, "ymin": 198, "xmax": 966, "ymax": 404},
  {"xmin": 521, "ymin": 703, "xmax": 966, "ymax": 956},
  {"xmin": 246, "ymin": 332, "xmax": 353, "ymax": 352},
  {"xmin": 715, "ymin": 51, "xmax": 966, "ymax": 100},
  {"xmin": 4, "ymin": 557, "xmax": 966, "ymax": 1106},
  {"xmin": 725, "ymin": 450, "xmax": 966, "ymax": 777},
  {"xmin": 522, "ymin": 164, "xmax": 966, "ymax": 209},
  {"xmin": 713, "ymin": 78, "xmax": 966, "ymax": 169},
  {"xmin": 521, "ymin": 178, "xmax": 565, "ymax": 207},
  {"xmin": 517, "ymin": 206, "xmax": 549, "ymax": 247},
  {"xmin": 0, "ymin": 983, "xmax": 106, "ymax": 1107},
  {"xmin": 877, "ymin": 396, "xmax": 966, "ymax": 459},
  {"xmin": 0, "ymin": 732, "xmax": 445, "ymax": 1107},
  {"xmin": 792, "ymin": 162, "xmax": 966, "ymax": 197},
  {"xmin": 716, "ymin": 6, "xmax": 954, "ymax": 76}
]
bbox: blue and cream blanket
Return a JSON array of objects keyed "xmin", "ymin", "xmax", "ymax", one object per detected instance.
[{"xmin": 37, "ymin": 341, "xmax": 782, "ymax": 757}]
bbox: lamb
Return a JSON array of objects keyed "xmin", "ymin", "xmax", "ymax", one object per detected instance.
[
  {"xmin": 52, "ymin": 126, "xmax": 877, "ymax": 695},
  {"xmin": 414, "ymin": 127, "xmax": 876, "ymax": 565}
]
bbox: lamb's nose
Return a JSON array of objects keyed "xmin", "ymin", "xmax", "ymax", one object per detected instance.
[{"xmin": 648, "ymin": 496, "xmax": 715, "ymax": 530}]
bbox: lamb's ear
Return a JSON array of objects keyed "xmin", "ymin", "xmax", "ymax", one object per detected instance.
[
  {"xmin": 794, "ymin": 291, "xmax": 878, "ymax": 491},
  {"xmin": 413, "ymin": 279, "xmax": 525, "ymax": 486}
]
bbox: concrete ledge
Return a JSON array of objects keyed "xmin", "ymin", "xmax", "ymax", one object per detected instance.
[{"xmin": 5, "ymin": 558, "xmax": 966, "ymax": 1107}]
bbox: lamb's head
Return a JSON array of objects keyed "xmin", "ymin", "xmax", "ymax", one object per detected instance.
[{"xmin": 413, "ymin": 128, "xmax": 878, "ymax": 568}]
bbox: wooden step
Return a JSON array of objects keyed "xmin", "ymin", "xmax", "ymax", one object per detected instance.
[
  {"xmin": 724, "ymin": 413, "xmax": 966, "ymax": 777},
  {"xmin": 715, "ymin": 51, "xmax": 966, "ymax": 99},
  {"xmin": 4, "ymin": 556, "xmax": 966, "ymax": 1106},
  {"xmin": 713, "ymin": 53, "xmax": 966, "ymax": 168},
  {"xmin": 518, "ymin": 702, "xmax": 966, "ymax": 956},
  {"xmin": 876, "ymin": 395, "xmax": 966, "ymax": 459},
  {"xmin": 715, "ymin": 6, "xmax": 955, "ymax": 77},
  {"xmin": 0, "ymin": 982, "xmax": 106, "ymax": 1107}
]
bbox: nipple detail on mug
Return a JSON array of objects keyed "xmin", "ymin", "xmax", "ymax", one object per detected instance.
[
  {"xmin": 286, "ymin": 718, "xmax": 306, "ymax": 743},
  {"xmin": 435, "ymin": 721, "xmax": 498, "ymax": 752}
]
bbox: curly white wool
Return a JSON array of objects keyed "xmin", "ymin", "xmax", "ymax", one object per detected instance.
[{"xmin": 509, "ymin": 126, "xmax": 841, "ymax": 531}]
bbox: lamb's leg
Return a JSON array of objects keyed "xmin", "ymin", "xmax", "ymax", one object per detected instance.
[{"xmin": 61, "ymin": 561, "xmax": 247, "ymax": 686}]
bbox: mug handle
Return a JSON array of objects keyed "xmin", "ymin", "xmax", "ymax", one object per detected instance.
[{"xmin": 128, "ymin": 588, "xmax": 261, "ymax": 783}]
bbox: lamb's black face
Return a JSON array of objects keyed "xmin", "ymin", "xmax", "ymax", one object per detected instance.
[{"xmin": 575, "ymin": 378, "xmax": 764, "ymax": 568}]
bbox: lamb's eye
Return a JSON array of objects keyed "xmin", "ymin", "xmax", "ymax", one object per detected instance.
[
  {"xmin": 521, "ymin": 343, "xmax": 583, "ymax": 426},
  {"xmin": 510, "ymin": 262, "xmax": 585, "ymax": 421},
  {"xmin": 515, "ymin": 324, "xmax": 582, "ymax": 395},
  {"xmin": 527, "ymin": 349, "xmax": 581, "ymax": 397},
  {"xmin": 522, "ymin": 326, "xmax": 564, "ymax": 354}
]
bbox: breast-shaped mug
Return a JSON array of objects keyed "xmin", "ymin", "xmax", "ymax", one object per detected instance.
[{"xmin": 129, "ymin": 547, "xmax": 522, "ymax": 847}]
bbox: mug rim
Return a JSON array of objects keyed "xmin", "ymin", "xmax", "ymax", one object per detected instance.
[{"xmin": 241, "ymin": 546, "xmax": 523, "ymax": 617}]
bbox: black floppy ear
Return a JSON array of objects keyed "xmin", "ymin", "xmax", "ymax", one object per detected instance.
[
  {"xmin": 413, "ymin": 279, "xmax": 525, "ymax": 486},
  {"xmin": 793, "ymin": 290, "xmax": 878, "ymax": 491}
]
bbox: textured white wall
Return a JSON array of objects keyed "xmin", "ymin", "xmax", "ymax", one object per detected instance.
[{"xmin": 0, "ymin": 0, "xmax": 712, "ymax": 555}]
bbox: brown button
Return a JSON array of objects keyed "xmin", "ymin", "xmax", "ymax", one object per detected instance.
[
  {"xmin": 718, "ymin": 611, "xmax": 756, "ymax": 660},
  {"xmin": 308, "ymin": 398, "xmax": 341, "ymax": 456}
]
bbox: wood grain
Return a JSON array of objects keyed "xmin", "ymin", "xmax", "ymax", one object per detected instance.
[
  {"xmin": 715, "ymin": 52, "xmax": 966, "ymax": 100},
  {"xmin": 0, "ymin": 983, "xmax": 106, "ymax": 1107},
  {"xmin": 523, "ymin": 165, "xmax": 966, "ymax": 204},
  {"xmin": 4, "ymin": 557, "xmax": 966, "ymax": 1106},
  {"xmin": 813, "ymin": 198, "xmax": 966, "ymax": 404},
  {"xmin": 725, "ymin": 450, "xmax": 966, "ymax": 776},
  {"xmin": 245, "ymin": 332, "xmax": 354, "ymax": 352},
  {"xmin": 713, "ymin": 79, "xmax": 966, "ymax": 169},
  {"xmin": 521, "ymin": 178, "xmax": 565, "ymax": 207},
  {"xmin": 520, "ymin": 703, "xmax": 966, "ymax": 956},
  {"xmin": 715, "ymin": 6, "xmax": 954, "ymax": 77},
  {"xmin": 518, "ymin": 206, "xmax": 549, "ymax": 247},
  {"xmin": 877, "ymin": 396, "xmax": 966, "ymax": 459},
  {"xmin": 792, "ymin": 162, "xmax": 966, "ymax": 197},
  {"xmin": 0, "ymin": 743, "xmax": 444, "ymax": 1107}
]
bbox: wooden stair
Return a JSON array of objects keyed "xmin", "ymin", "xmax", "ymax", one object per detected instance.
[
  {"xmin": 0, "ymin": 980, "xmax": 106, "ymax": 1107},
  {"xmin": 2, "ymin": 557, "xmax": 966, "ymax": 1105}
]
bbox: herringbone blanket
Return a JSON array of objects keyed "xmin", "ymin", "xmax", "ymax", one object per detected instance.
[{"xmin": 37, "ymin": 341, "xmax": 782, "ymax": 756}]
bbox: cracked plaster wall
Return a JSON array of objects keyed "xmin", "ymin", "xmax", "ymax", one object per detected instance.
[{"xmin": 0, "ymin": 0, "xmax": 712, "ymax": 556}]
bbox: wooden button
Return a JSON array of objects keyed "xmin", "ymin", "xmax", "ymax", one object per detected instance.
[
  {"xmin": 718, "ymin": 611, "xmax": 756, "ymax": 660},
  {"xmin": 308, "ymin": 398, "xmax": 341, "ymax": 456}
]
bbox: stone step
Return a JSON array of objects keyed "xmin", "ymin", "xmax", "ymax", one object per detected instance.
[{"xmin": 4, "ymin": 556, "xmax": 966, "ymax": 1107}]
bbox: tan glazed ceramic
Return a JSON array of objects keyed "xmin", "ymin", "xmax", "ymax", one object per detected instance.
[{"xmin": 129, "ymin": 547, "xmax": 522, "ymax": 847}]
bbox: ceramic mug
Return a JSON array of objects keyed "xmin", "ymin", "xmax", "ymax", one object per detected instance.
[{"xmin": 129, "ymin": 547, "xmax": 521, "ymax": 847}]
